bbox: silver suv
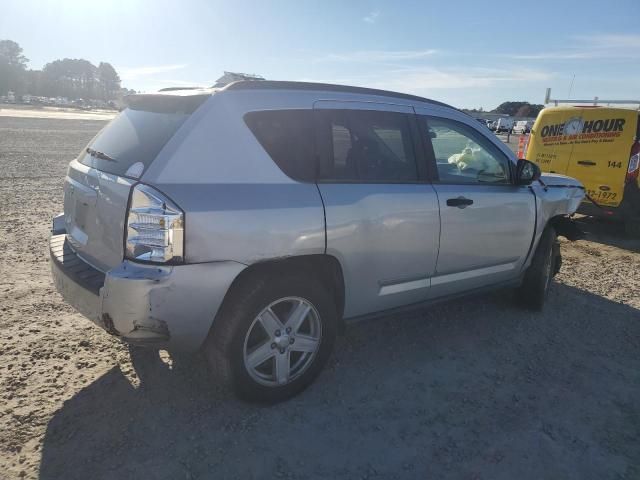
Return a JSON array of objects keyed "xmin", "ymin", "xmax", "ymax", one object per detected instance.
[{"xmin": 50, "ymin": 81, "xmax": 585, "ymax": 402}]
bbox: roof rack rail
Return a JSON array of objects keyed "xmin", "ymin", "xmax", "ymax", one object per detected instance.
[
  {"xmin": 223, "ymin": 80, "xmax": 457, "ymax": 110},
  {"xmin": 545, "ymin": 88, "xmax": 640, "ymax": 109}
]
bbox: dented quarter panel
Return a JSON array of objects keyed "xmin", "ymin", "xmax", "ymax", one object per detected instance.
[
  {"xmin": 101, "ymin": 260, "xmax": 246, "ymax": 351},
  {"xmin": 536, "ymin": 173, "xmax": 585, "ymax": 221}
]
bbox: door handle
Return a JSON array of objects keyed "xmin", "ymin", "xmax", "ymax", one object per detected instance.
[
  {"xmin": 577, "ymin": 160, "xmax": 596, "ymax": 166},
  {"xmin": 446, "ymin": 196, "xmax": 474, "ymax": 208}
]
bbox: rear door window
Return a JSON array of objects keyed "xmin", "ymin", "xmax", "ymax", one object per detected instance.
[
  {"xmin": 80, "ymin": 94, "xmax": 208, "ymax": 178},
  {"xmin": 244, "ymin": 110, "xmax": 315, "ymax": 182},
  {"xmin": 315, "ymin": 109, "xmax": 419, "ymax": 182}
]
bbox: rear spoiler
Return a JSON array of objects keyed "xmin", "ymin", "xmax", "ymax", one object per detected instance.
[{"xmin": 124, "ymin": 92, "xmax": 211, "ymax": 114}]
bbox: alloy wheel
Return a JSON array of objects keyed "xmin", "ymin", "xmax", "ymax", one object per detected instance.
[{"xmin": 242, "ymin": 297, "xmax": 322, "ymax": 387}]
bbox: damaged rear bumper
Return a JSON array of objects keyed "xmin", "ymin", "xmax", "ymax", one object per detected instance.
[{"xmin": 50, "ymin": 232, "xmax": 245, "ymax": 351}]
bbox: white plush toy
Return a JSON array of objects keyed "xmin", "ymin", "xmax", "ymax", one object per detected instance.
[{"xmin": 448, "ymin": 146, "xmax": 503, "ymax": 175}]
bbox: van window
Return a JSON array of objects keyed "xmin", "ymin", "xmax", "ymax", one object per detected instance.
[
  {"xmin": 315, "ymin": 109, "xmax": 418, "ymax": 182},
  {"xmin": 422, "ymin": 116, "xmax": 510, "ymax": 184},
  {"xmin": 80, "ymin": 94, "xmax": 208, "ymax": 178},
  {"xmin": 244, "ymin": 110, "xmax": 315, "ymax": 182}
]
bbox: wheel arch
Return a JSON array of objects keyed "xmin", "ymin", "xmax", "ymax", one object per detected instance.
[
  {"xmin": 548, "ymin": 215, "xmax": 584, "ymax": 241},
  {"xmin": 215, "ymin": 254, "xmax": 346, "ymax": 332}
]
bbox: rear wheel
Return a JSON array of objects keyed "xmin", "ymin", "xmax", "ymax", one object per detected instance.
[
  {"xmin": 204, "ymin": 272, "xmax": 337, "ymax": 403},
  {"xmin": 516, "ymin": 226, "xmax": 558, "ymax": 311}
]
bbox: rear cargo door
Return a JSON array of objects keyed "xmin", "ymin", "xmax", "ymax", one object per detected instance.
[
  {"xmin": 528, "ymin": 108, "xmax": 576, "ymax": 174},
  {"xmin": 64, "ymin": 93, "xmax": 208, "ymax": 271},
  {"xmin": 565, "ymin": 109, "xmax": 637, "ymax": 208},
  {"xmin": 64, "ymin": 164, "xmax": 136, "ymax": 271}
]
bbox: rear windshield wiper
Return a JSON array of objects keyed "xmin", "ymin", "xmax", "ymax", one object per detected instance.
[{"xmin": 86, "ymin": 147, "xmax": 117, "ymax": 162}]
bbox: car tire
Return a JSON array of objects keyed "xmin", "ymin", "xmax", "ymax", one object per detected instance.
[
  {"xmin": 516, "ymin": 226, "xmax": 559, "ymax": 311},
  {"xmin": 204, "ymin": 271, "xmax": 338, "ymax": 403}
]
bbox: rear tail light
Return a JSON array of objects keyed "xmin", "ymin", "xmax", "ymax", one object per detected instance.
[
  {"xmin": 626, "ymin": 141, "xmax": 640, "ymax": 184},
  {"xmin": 125, "ymin": 184, "xmax": 184, "ymax": 264}
]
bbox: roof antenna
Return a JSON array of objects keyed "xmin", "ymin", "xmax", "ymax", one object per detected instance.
[{"xmin": 567, "ymin": 74, "xmax": 576, "ymax": 100}]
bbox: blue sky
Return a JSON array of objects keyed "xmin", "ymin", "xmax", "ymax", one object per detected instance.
[{"xmin": 2, "ymin": 0, "xmax": 639, "ymax": 109}]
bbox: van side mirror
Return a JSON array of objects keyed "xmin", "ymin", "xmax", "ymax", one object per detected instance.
[{"xmin": 515, "ymin": 159, "xmax": 541, "ymax": 185}]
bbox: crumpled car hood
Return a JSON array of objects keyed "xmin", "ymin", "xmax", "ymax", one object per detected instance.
[
  {"xmin": 533, "ymin": 173, "xmax": 585, "ymax": 220},
  {"xmin": 540, "ymin": 173, "xmax": 584, "ymax": 189}
]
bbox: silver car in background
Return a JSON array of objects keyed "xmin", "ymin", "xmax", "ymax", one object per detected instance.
[{"xmin": 50, "ymin": 81, "xmax": 585, "ymax": 402}]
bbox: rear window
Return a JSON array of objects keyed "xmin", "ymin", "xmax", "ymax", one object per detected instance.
[
  {"xmin": 243, "ymin": 108, "xmax": 419, "ymax": 183},
  {"xmin": 315, "ymin": 109, "xmax": 418, "ymax": 182},
  {"xmin": 244, "ymin": 110, "xmax": 315, "ymax": 181},
  {"xmin": 79, "ymin": 94, "xmax": 208, "ymax": 177}
]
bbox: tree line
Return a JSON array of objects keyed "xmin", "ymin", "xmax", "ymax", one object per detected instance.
[
  {"xmin": 0, "ymin": 39, "xmax": 126, "ymax": 101},
  {"xmin": 468, "ymin": 102, "xmax": 545, "ymax": 117},
  {"xmin": 493, "ymin": 101, "xmax": 544, "ymax": 118}
]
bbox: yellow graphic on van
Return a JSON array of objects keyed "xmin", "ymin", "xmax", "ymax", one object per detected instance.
[
  {"xmin": 527, "ymin": 107, "xmax": 638, "ymax": 209},
  {"xmin": 539, "ymin": 116, "xmax": 626, "ymax": 146}
]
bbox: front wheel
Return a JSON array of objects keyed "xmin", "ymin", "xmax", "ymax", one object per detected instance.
[
  {"xmin": 204, "ymin": 272, "xmax": 337, "ymax": 403},
  {"xmin": 516, "ymin": 226, "xmax": 559, "ymax": 311}
]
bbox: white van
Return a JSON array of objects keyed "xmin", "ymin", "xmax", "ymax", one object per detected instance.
[
  {"xmin": 495, "ymin": 118, "xmax": 514, "ymax": 133},
  {"xmin": 513, "ymin": 120, "xmax": 534, "ymax": 134}
]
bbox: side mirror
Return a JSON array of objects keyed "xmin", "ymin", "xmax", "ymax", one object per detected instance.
[{"xmin": 515, "ymin": 159, "xmax": 541, "ymax": 185}]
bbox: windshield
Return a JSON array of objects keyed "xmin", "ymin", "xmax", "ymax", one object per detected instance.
[{"xmin": 79, "ymin": 94, "xmax": 208, "ymax": 177}]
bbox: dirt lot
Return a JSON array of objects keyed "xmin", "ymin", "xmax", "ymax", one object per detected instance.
[
  {"xmin": 0, "ymin": 103, "xmax": 117, "ymax": 121},
  {"xmin": 0, "ymin": 117, "xmax": 639, "ymax": 479}
]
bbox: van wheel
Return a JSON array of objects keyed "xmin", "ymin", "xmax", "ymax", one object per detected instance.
[
  {"xmin": 624, "ymin": 220, "xmax": 640, "ymax": 237},
  {"xmin": 516, "ymin": 226, "xmax": 558, "ymax": 311},
  {"xmin": 204, "ymin": 272, "xmax": 337, "ymax": 403}
]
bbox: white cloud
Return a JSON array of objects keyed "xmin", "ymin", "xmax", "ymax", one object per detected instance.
[
  {"xmin": 581, "ymin": 33, "xmax": 640, "ymax": 48},
  {"xmin": 293, "ymin": 66, "xmax": 555, "ymax": 108},
  {"xmin": 119, "ymin": 64, "xmax": 188, "ymax": 80},
  {"xmin": 318, "ymin": 49, "xmax": 438, "ymax": 64},
  {"xmin": 506, "ymin": 33, "xmax": 640, "ymax": 60},
  {"xmin": 373, "ymin": 67, "xmax": 553, "ymax": 91},
  {"xmin": 301, "ymin": 67, "xmax": 552, "ymax": 93},
  {"xmin": 363, "ymin": 10, "xmax": 380, "ymax": 24},
  {"xmin": 508, "ymin": 52, "xmax": 595, "ymax": 60}
]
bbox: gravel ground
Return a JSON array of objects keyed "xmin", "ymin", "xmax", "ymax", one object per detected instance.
[
  {"xmin": 0, "ymin": 117, "xmax": 639, "ymax": 479},
  {"xmin": 0, "ymin": 105, "xmax": 116, "ymax": 121}
]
